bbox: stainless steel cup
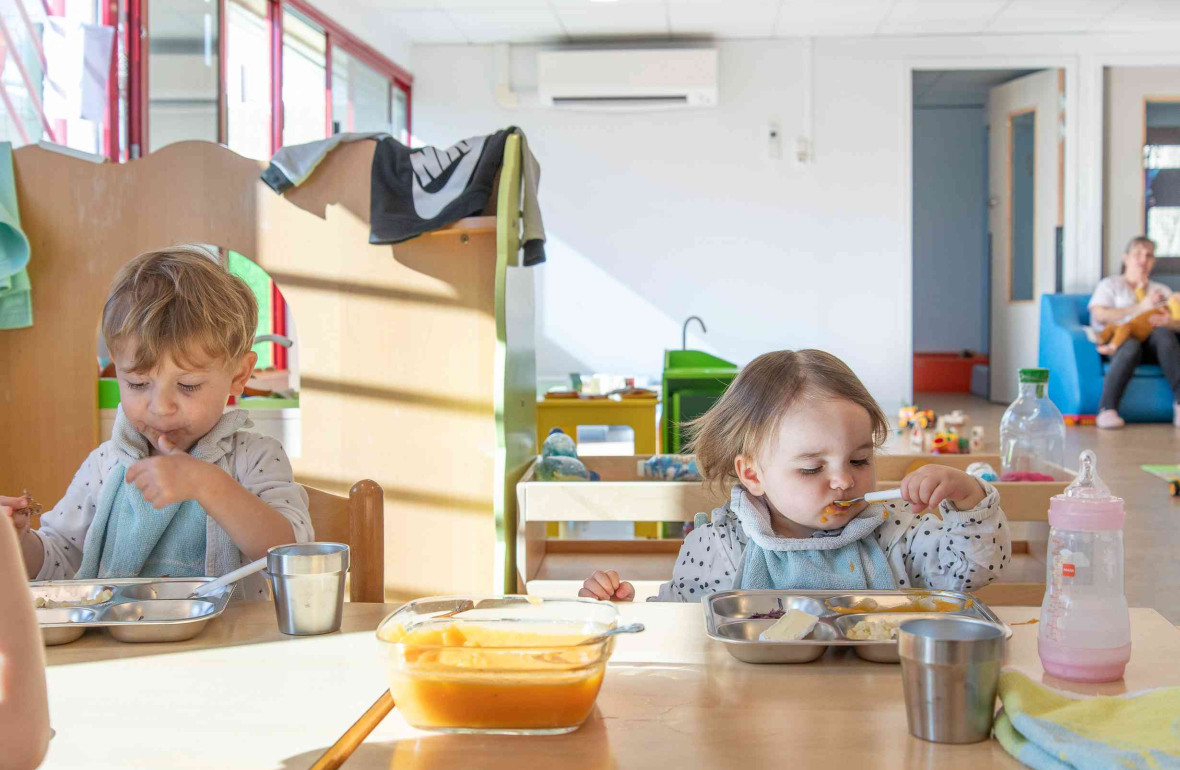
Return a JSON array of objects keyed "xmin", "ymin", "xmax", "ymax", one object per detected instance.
[
  {"xmin": 265, "ymin": 543, "xmax": 349, "ymax": 636},
  {"xmin": 898, "ymin": 617, "xmax": 1005, "ymax": 744}
]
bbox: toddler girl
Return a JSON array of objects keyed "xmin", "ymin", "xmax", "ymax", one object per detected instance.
[{"xmin": 581, "ymin": 350, "xmax": 1011, "ymax": 602}]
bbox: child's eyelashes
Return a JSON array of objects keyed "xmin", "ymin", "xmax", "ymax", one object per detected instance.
[
  {"xmin": 123, "ymin": 381, "xmax": 201, "ymax": 393},
  {"xmin": 800, "ymin": 458, "xmax": 871, "ymax": 475}
]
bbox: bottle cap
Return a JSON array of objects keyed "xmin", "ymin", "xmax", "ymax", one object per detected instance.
[{"xmin": 1018, "ymin": 368, "xmax": 1050, "ymax": 384}]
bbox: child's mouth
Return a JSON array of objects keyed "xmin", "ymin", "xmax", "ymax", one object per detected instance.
[{"xmin": 820, "ymin": 500, "xmax": 866, "ymax": 522}]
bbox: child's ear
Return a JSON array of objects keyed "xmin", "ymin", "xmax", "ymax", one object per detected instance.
[
  {"xmin": 734, "ymin": 455, "xmax": 765, "ymax": 496},
  {"xmin": 228, "ymin": 352, "xmax": 258, "ymax": 396}
]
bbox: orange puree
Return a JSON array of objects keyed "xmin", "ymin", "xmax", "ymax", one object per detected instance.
[
  {"xmin": 381, "ymin": 622, "xmax": 608, "ymax": 731},
  {"xmin": 827, "ymin": 593, "xmax": 973, "ymax": 614}
]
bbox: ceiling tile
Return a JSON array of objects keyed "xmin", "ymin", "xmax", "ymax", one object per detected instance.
[
  {"xmin": 668, "ymin": 1, "xmax": 780, "ymax": 38},
  {"xmin": 550, "ymin": 0, "xmax": 666, "ymax": 7},
  {"xmin": 555, "ymin": 4, "xmax": 671, "ymax": 37},
  {"xmin": 436, "ymin": 0, "xmax": 549, "ymax": 7},
  {"xmin": 983, "ymin": 0, "xmax": 1122, "ymax": 33},
  {"xmin": 774, "ymin": 0, "xmax": 891, "ymax": 35},
  {"xmin": 878, "ymin": 0, "xmax": 1008, "ymax": 34},
  {"xmin": 384, "ymin": 9, "xmax": 468, "ymax": 42},
  {"xmin": 436, "ymin": 0, "xmax": 552, "ymax": 8},
  {"xmin": 1098, "ymin": 0, "xmax": 1180, "ymax": 30},
  {"xmin": 350, "ymin": 0, "xmax": 439, "ymax": 9},
  {"xmin": 447, "ymin": 8, "xmax": 566, "ymax": 42}
]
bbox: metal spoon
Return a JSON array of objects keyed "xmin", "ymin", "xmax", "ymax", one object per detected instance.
[
  {"xmin": 189, "ymin": 557, "xmax": 267, "ymax": 598},
  {"xmin": 585, "ymin": 622, "xmax": 645, "ymax": 643},
  {"xmin": 831, "ymin": 488, "xmax": 904, "ymax": 508}
]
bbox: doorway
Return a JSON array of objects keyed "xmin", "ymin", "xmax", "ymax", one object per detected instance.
[{"xmin": 912, "ymin": 68, "xmax": 1065, "ymax": 405}]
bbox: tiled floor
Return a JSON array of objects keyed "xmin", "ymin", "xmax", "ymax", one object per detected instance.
[{"xmin": 916, "ymin": 392, "xmax": 1180, "ymax": 623}]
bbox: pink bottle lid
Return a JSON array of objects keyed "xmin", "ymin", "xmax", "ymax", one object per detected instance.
[{"xmin": 1048, "ymin": 450, "xmax": 1125, "ymax": 531}]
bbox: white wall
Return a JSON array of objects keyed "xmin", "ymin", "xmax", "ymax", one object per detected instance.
[
  {"xmin": 912, "ymin": 106, "xmax": 987, "ymax": 354},
  {"xmin": 412, "ymin": 40, "xmax": 912, "ymax": 407},
  {"xmin": 409, "ymin": 31, "xmax": 1180, "ymax": 409}
]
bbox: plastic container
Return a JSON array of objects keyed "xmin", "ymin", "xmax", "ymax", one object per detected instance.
[
  {"xmin": 376, "ymin": 596, "xmax": 619, "ymax": 735},
  {"xmin": 999, "ymin": 368, "xmax": 1065, "ymax": 479},
  {"xmin": 1038, "ymin": 450, "xmax": 1131, "ymax": 682}
]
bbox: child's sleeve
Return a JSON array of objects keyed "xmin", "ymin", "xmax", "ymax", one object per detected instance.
[
  {"xmin": 234, "ymin": 435, "xmax": 314, "ymax": 543},
  {"xmin": 649, "ymin": 509, "xmax": 747, "ymax": 603},
  {"xmin": 34, "ymin": 449, "xmax": 106, "ymax": 580},
  {"xmin": 877, "ymin": 481, "xmax": 1012, "ymax": 593}
]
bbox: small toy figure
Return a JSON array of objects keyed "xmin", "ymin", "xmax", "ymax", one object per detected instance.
[{"xmin": 899, "ymin": 404, "xmax": 939, "ymax": 451}]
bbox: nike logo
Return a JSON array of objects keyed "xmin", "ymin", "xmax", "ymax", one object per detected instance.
[{"xmin": 409, "ymin": 136, "xmax": 487, "ymax": 219}]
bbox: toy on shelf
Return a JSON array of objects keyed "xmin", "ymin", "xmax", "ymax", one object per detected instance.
[
  {"xmin": 898, "ymin": 405, "xmax": 984, "ymax": 454},
  {"xmin": 638, "ymin": 454, "xmax": 701, "ymax": 481},
  {"xmin": 1000, "ymin": 471, "xmax": 1057, "ymax": 482},
  {"xmin": 535, "ymin": 428, "xmax": 601, "ymax": 482}
]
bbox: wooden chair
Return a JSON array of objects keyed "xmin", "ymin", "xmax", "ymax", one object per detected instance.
[{"xmin": 303, "ymin": 480, "xmax": 385, "ymax": 603}]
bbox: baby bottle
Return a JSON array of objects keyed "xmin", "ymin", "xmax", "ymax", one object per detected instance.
[{"xmin": 1038, "ymin": 450, "xmax": 1130, "ymax": 682}]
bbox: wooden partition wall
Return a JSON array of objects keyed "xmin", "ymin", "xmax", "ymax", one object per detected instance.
[{"xmin": 0, "ymin": 138, "xmax": 536, "ymax": 599}]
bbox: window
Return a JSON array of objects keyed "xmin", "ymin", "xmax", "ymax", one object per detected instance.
[
  {"xmin": 394, "ymin": 86, "xmax": 408, "ymax": 145},
  {"xmin": 225, "ymin": 0, "xmax": 270, "ymax": 160},
  {"xmin": 0, "ymin": 0, "xmax": 119, "ymax": 158},
  {"xmin": 1144, "ymin": 101, "xmax": 1180, "ymax": 259},
  {"xmin": 147, "ymin": 0, "xmax": 219, "ymax": 153},
  {"xmin": 331, "ymin": 46, "xmax": 390, "ymax": 135},
  {"xmin": 0, "ymin": 21, "xmax": 46, "ymax": 147},
  {"xmin": 281, "ymin": 8, "xmax": 325, "ymax": 147},
  {"xmin": 1009, "ymin": 110, "xmax": 1036, "ymax": 302}
]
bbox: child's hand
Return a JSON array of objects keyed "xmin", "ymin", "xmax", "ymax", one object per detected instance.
[
  {"xmin": 1149, "ymin": 307, "xmax": 1172, "ymax": 327},
  {"xmin": 579, "ymin": 570, "xmax": 635, "ymax": 602},
  {"xmin": 0, "ymin": 494, "xmax": 31, "ymax": 537},
  {"xmin": 126, "ymin": 437, "xmax": 212, "ymax": 509},
  {"xmin": 900, "ymin": 465, "xmax": 985, "ymax": 514}
]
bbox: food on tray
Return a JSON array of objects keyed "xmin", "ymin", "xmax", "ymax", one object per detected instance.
[
  {"xmin": 34, "ymin": 588, "xmax": 113, "ymax": 609},
  {"xmin": 750, "ymin": 599, "xmax": 786, "ymax": 619},
  {"xmin": 827, "ymin": 593, "xmax": 967, "ymax": 614},
  {"xmin": 380, "ymin": 621, "xmax": 609, "ymax": 731},
  {"xmin": 846, "ymin": 618, "xmax": 900, "ymax": 641},
  {"xmin": 759, "ymin": 609, "xmax": 819, "ymax": 642}
]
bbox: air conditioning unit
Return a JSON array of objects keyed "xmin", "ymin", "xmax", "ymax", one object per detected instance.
[{"xmin": 537, "ymin": 48, "xmax": 717, "ymax": 111}]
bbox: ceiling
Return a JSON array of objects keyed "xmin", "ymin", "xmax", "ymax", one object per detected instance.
[{"xmin": 349, "ymin": 0, "xmax": 1180, "ymax": 45}]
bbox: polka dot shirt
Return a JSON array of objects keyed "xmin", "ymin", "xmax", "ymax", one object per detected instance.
[{"xmin": 650, "ymin": 482, "xmax": 1011, "ymax": 602}]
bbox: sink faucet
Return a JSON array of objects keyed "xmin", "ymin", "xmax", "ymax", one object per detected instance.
[{"xmin": 682, "ymin": 316, "xmax": 706, "ymax": 350}]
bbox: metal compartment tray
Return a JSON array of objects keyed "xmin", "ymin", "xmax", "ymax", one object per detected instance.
[
  {"xmin": 32, "ymin": 578, "xmax": 234, "ymax": 646},
  {"xmin": 704, "ymin": 589, "xmax": 1010, "ymax": 664}
]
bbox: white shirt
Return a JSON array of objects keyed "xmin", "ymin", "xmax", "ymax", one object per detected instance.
[
  {"xmin": 34, "ymin": 431, "xmax": 314, "ymax": 600},
  {"xmin": 649, "ymin": 483, "xmax": 1011, "ymax": 602},
  {"xmin": 1088, "ymin": 275, "xmax": 1173, "ymax": 331}
]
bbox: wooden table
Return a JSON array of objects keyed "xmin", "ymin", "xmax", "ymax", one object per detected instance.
[{"xmin": 41, "ymin": 602, "xmax": 1179, "ymax": 769}]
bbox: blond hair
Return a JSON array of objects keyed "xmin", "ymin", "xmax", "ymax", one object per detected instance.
[
  {"xmin": 101, "ymin": 245, "xmax": 258, "ymax": 372},
  {"xmin": 685, "ymin": 350, "xmax": 889, "ymax": 493}
]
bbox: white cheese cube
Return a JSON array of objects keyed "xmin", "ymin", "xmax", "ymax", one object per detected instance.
[{"xmin": 758, "ymin": 609, "xmax": 819, "ymax": 642}]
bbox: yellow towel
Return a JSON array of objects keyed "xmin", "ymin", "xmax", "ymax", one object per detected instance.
[{"xmin": 994, "ymin": 670, "xmax": 1180, "ymax": 769}]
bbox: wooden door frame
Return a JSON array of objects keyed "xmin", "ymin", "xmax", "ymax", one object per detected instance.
[{"xmin": 903, "ymin": 57, "xmax": 1078, "ymax": 402}]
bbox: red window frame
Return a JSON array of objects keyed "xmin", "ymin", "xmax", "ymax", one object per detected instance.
[{"xmin": 124, "ymin": 0, "xmax": 412, "ymax": 369}]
